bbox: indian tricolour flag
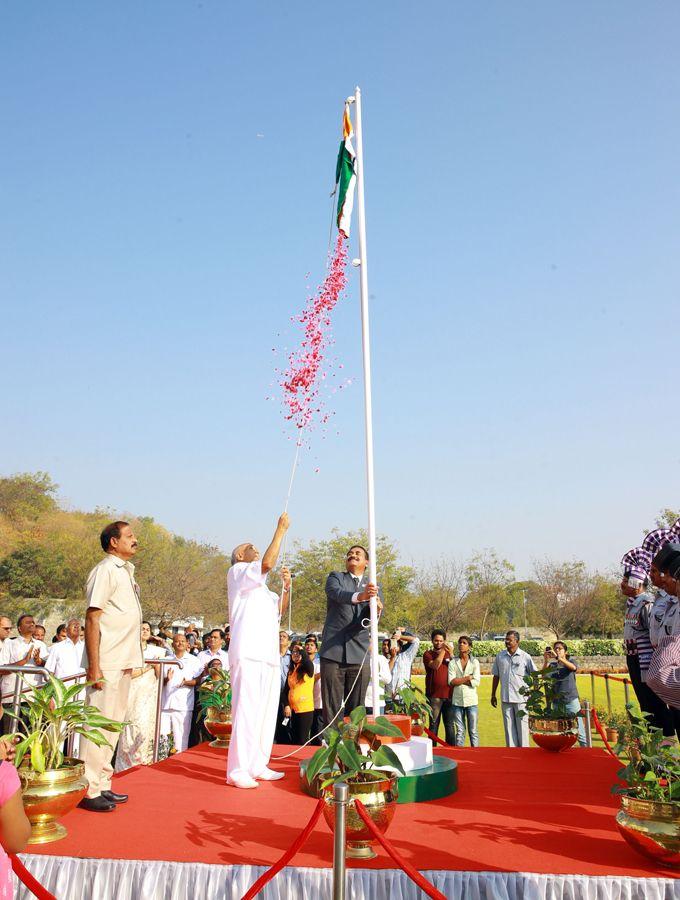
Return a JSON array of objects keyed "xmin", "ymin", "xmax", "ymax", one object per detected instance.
[{"xmin": 335, "ymin": 103, "xmax": 356, "ymax": 238}]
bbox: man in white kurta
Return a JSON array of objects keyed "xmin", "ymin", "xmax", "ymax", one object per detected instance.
[
  {"xmin": 226, "ymin": 513, "xmax": 291, "ymax": 789},
  {"xmin": 45, "ymin": 618, "xmax": 85, "ymax": 755},
  {"xmin": 161, "ymin": 633, "xmax": 203, "ymax": 753}
]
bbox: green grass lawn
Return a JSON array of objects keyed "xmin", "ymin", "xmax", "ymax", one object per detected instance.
[{"xmin": 411, "ymin": 674, "xmax": 636, "ymax": 748}]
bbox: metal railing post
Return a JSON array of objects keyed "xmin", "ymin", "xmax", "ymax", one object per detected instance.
[
  {"xmin": 582, "ymin": 699, "xmax": 592, "ymax": 748},
  {"xmin": 590, "ymin": 672, "xmax": 595, "ymax": 705},
  {"xmin": 0, "ymin": 665, "xmax": 49, "ymax": 719},
  {"xmin": 604, "ymin": 673, "xmax": 612, "ymax": 715},
  {"xmin": 65, "ymin": 674, "xmax": 86, "ymax": 758},
  {"xmin": 332, "ymin": 782, "xmax": 349, "ymax": 900},
  {"xmin": 151, "ymin": 659, "xmax": 181, "ymax": 763},
  {"xmin": 623, "ymin": 678, "xmax": 631, "ymax": 706}
]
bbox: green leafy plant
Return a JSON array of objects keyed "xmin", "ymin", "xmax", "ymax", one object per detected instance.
[
  {"xmin": 7, "ymin": 673, "xmax": 125, "ymax": 774},
  {"xmin": 600, "ymin": 709, "xmax": 629, "ymax": 738},
  {"xmin": 418, "ymin": 639, "xmax": 625, "ymax": 658},
  {"xmin": 389, "ymin": 681, "xmax": 432, "ymax": 724},
  {"xmin": 306, "ymin": 706, "xmax": 406, "ymax": 789},
  {"xmin": 197, "ymin": 668, "xmax": 231, "ymax": 716},
  {"xmin": 612, "ymin": 704, "xmax": 680, "ymax": 803},
  {"xmin": 518, "ymin": 670, "xmax": 570, "ymax": 719}
]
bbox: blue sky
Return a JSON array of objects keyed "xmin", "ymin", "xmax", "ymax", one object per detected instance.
[{"xmin": 2, "ymin": 2, "xmax": 679, "ymax": 577}]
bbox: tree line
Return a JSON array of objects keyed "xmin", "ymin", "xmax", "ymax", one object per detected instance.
[{"xmin": 1, "ymin": 472, "xmax": 671, "ymax": 638}]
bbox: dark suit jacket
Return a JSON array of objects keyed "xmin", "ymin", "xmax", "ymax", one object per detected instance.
[{"xmin": 320, "ymin": 571, "xmax": 383, "ymax": 665}]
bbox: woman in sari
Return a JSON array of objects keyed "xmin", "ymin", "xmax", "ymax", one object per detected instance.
[{"xmin": 115, "ymin": 622, "xmax": 168, "ymax": 771}]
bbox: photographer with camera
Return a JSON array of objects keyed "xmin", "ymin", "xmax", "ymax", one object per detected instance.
[
  {"xmin": 387, "ymin": 627, "xmax": 420, "ymax": 702},
  {"xmin": 542, "ymin": 641, "xmax": 586, "ymax": 746}
]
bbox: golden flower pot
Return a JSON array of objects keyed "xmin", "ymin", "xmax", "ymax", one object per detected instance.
[
  {"xmin": 528, "ymin": 716, "xmax": 578, "ymax": 752},
  {"xmin": 616, "ymin": 795, "xmax": 680, "ymax": 866},
  {"xmin": 322, "ymin": 773, "xmax": 398, "ymax": 859},
  {"xmin": 19, "ymin": 759, "xmax": 89, "ymax": 845},
  {"xmin": 205, "ymin": 708, "xmax": 232, "ymax": 749}
]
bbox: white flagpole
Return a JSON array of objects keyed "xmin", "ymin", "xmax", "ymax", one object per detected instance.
[{"xmin": 353, "ymin": 86, "xmax": 381, "ymax": 716}]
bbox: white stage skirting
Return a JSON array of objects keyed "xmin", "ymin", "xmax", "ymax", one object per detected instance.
[{"xmin": 15, "ymin": 855, "xmax": 680, "ymax": 900}]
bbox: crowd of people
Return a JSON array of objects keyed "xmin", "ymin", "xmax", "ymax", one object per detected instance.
[{"xmin": 1, "ymin": 511, "xmax": 679, "ymax": 823}]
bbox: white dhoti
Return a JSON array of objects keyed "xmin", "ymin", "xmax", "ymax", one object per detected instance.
[
  {"xmin": 161, "ymin": 709, "xmax": 192, "ymax": 753},
  {"xmin": 227, "ymin": 658, "xmax": 279, "ymax": 782}
]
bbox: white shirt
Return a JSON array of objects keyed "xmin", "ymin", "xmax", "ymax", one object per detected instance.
[
  {"xmin": 492, "ymin": 648, "xmax": 536, "ymax": 704},
  {"xmin": 227, "ymin": 561, "xmax": 279, "ymax": 667},
  {"xmin": 364, "ymin": 655, "xmax": 392, "ymax": 708},
  {"xmin": 162, "ymin": 654, "xmax": 204, "ymax": 711},
  {"xmin": 45, "ymin": 639, "xmax": 85, "ymax": 681},
  {"xmin": 196, "ymin": 648, "xmax": 230, "ymax": 672},
  {"xmin": 312, "ymin": 655, "xmax": 322, "ymax": 709},
  {"xmin": 1, "ymin": 636, "xmax": 48, "ymax": 701},
  {"xmin": 144, "ymin": 644, "xmax": 169, "ymax": 661},
  {"xmin": 0, "ymin": 639, "xmax": 10, "ymax": 666}
]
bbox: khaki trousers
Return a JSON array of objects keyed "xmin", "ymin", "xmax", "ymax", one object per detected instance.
[{"xmin": 81, "ymin": 669, "xmax": 132, "ymax": 798}]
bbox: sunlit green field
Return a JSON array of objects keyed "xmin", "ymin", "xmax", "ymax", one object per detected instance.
[{"xmin": 411, "ymin": 674, "xmax": 637, "ymax": 748}]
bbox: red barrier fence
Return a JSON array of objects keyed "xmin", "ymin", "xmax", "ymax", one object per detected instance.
[
  {"xmin": 354, "ymin": 800, "xmax": 448, "ymax": 900},
  {"xmin": 241, "ymin": 797, "xmax": 325, "ymax": 900},
  {"xmin": 590, "ymin": 709, "xmax": 619, "ymax": 759},
  {"xmin": 10, "ymin": 855, "xmax": 56, "ymax": 900},
  {"xmin": 424, "ymin": 727, "xmax": 454, "ymax": 748}
]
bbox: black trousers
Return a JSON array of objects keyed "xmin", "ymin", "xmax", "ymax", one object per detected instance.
[
  {"xmin": 275, "ymin": 687, "xmax": 292, "ymax": 744},
  {"xmin": 429, "ymin": 696, "xmax": 457, "ymax": 745},
  {"xmin": 320, "ymin": 657, "xmax": 370, "ymax": 730},
  {"xmin": 627, "ymin": 654, "xmax": 676, "ymax": 737},
  {"xmin": 291, "ymin": 710, "xmax": 314, "ymax": 745}
]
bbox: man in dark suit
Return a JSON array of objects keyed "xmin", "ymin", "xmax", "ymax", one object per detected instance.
[{"xmin": 320, "ymin": 545, "xmax": 383, "ymax": 728}]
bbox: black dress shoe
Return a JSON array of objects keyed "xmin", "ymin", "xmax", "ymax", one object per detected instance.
[
  {"xmin": 101, "ymin": 790, "xmax": 128, "ymax": 804},
  {"xmin": 78, "ymin": 796, "xmax": 116, "ymax": 812}
]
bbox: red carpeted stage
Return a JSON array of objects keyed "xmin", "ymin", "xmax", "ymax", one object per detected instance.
[{"xmin": 16, "ymin": 745, "xmax": 680, "ymax": 899}]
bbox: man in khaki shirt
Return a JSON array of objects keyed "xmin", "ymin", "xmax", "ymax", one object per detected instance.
[{"xmin": 79, "ymin": 521, "xmax": 143, "ymax": 812}]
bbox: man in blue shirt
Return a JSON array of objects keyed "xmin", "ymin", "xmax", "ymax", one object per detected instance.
[{"xmin": 491, "ymin": 630, "xmax": 536, "ymax": 747}]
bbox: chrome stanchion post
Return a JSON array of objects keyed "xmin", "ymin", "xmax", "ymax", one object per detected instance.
[
  {"xmin": 605, "ymin": 673, "xmax": 612, "ymax": 715},
  {"xmin": 590, "ymin": 672, "xmax": 595, "ymax": 705},
  {"xmin": 332, "ymin": 782, "xmax": 348, "ymax": 900},
  {"xmin": 66, "ymin": 674, "xmax": 85, "ymax": 758},
  {"xmin": 151, "ymin": 659, "xmax": 181, "ymax": 763},
  {"xmin": 11, "ymin": 678, "xmax": 21, "ymax": 721},
  {"xmin": 623, "ymin": 678, "xmax": 630, "ymax": 706},
  {"xmin": 582, "ymin": 699, "xmax": 592, "ymax": 748}
]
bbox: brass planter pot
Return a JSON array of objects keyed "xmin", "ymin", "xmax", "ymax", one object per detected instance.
[
  {"xmin": 616, "ymin": 795, "xmax": 680, "ymax": 866},
  {"xmin": 528, "ymin": 716, "xmax": 578, "ymax": 752},
  {"xmin": 19, "ymin": 759, "xmax": 89, "ymax": 845},
  {"xmin": 204, "ymin": 707, "xmax": 232, "ymax": 748},
  {"xmin": 322, "ymin": 773, "xmax": 398, "ymax": 859}
]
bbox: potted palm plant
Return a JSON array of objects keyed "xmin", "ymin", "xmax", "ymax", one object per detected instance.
[
  {"xmin": 8, "ymin": 672, "xmax": 125, "ymax": 844},
  {"xmin": 518, "ymin": 670, "xmax": 579, "ymax": 752},
  {"xmin": 304, "ymin": 706, "xmax": 406, "ymax": 859},
  {"xmin": 612, "ymin": 704, "xmax": 680, "ymax": 865},
  {"xmin": 390, "ymin": 682, "xmax": 432, "ymax": 736},
  {"xmin": 197, "ymin": 667, "xmax": 232, "ymax": 748}
]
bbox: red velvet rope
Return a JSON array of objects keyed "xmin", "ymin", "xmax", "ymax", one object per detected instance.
[
  {"xmin": 424, "ymin": 727, "xmax": 454, "ymax": 748},
  {"xmin": 10, "ymin": 855, "xmax": 56, "ymax": 900},
  {"xmin": 354, "ymin": 800, "xmax": 447, "ymax": 900},
  {"xmin": 240, "ymin": 797, "xmax": 325, "ymax": 900},
  {"xmin": 591, "ymin": 708, "xmax": 618, "ymax": 759},
  {"xmin": 591, "ymin": 673, "xmax": 631, "ymax": 684}
]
